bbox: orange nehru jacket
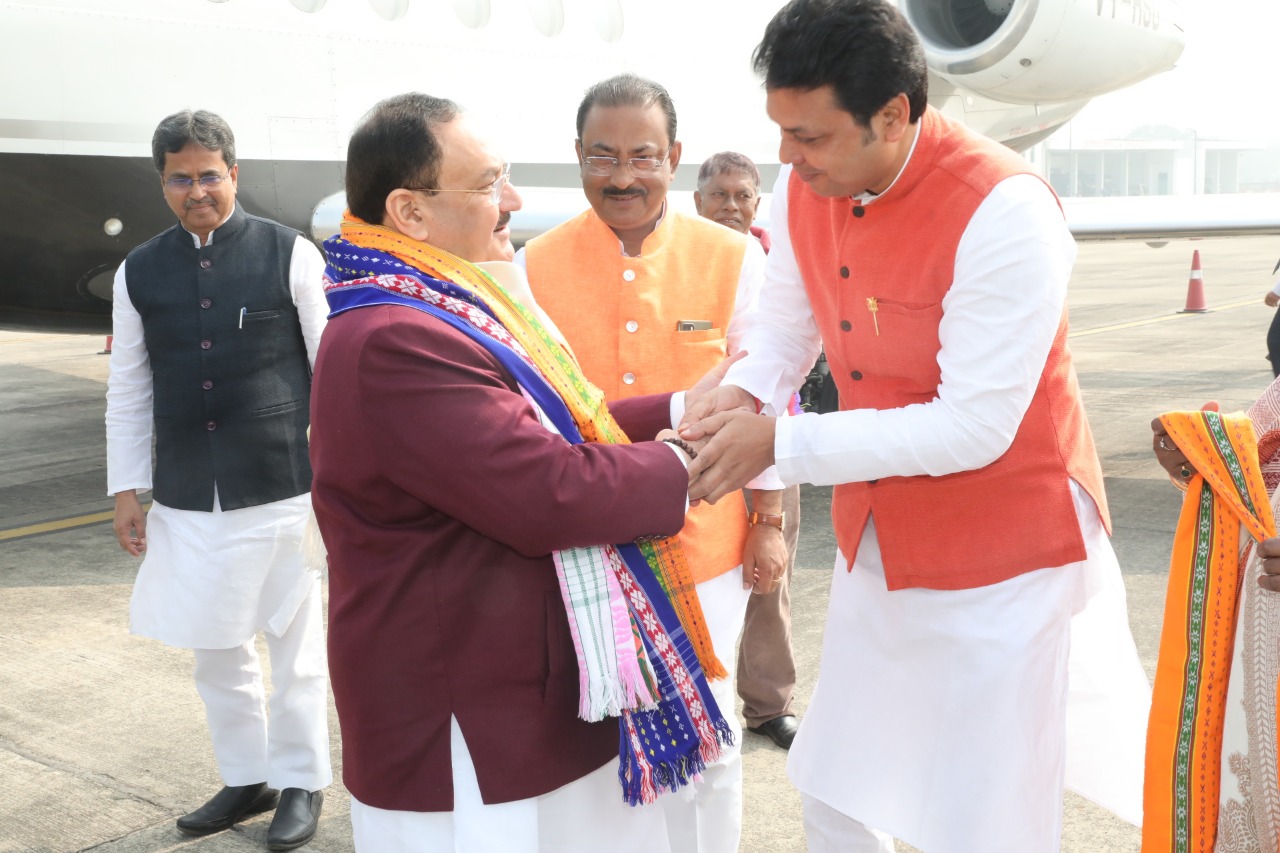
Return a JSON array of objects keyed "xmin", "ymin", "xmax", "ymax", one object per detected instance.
[
  {"xmin": 526, "ymin": 209, "xmax": 750, "ymax": 584},
  {"xmin": 788, "ymin": 107, "xmax": 1110, "ymax": 591}
]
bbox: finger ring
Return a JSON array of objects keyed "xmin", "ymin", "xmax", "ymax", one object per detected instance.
[
  {"xmin": 1180, "ymin": 466, "xmax": 1193, "ymax": 479},
  {"xmin": 1159, "ymin": 437, "xmax": 1171, "ymax": 451}
]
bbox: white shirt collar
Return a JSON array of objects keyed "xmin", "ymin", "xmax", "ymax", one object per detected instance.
[
  {"xmin": 616, "ymin": 200, "xmax": 667, "ymax": 257},
  {"xmin": 183, "ymin": 203, "xmax": 237, "ymax": 247},
  {"xmin": 855, "ymin": 123, "xmax": 921, "ymax": 205}
]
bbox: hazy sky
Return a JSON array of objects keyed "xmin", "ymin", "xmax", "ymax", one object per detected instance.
[{"xmin": 1063, "ymin": 0, "xmax": 1280, "ymax": 143}]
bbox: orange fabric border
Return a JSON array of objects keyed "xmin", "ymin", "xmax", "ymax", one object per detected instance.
[{"xmin": 1142, "ymin": 411, "xmax": 1275, "ymax": 852}]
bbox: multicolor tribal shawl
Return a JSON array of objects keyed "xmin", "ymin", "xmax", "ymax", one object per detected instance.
[
  {"xmin": 322, "ymin": 214, "xmax": 731, "ymax": 805},
  {"xmin": 1143, "ymin": 410, "xmax": 1277, "ymax": 852}
]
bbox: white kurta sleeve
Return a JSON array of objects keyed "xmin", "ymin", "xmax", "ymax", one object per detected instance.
[
  {"xmin": 105, "ymin": 261, "xmax": 154, "ymax": 495},
  {"xmin": 773, "ymin": 173, "xmax": 1077, "ymax": 487},
  {"xmin": 289, "ymin": 236, "xmax": 329, "ymax": 369},
  {"xmin": 727, "ymin": 237, "xmax": 785, "ymax": 491},
  {"xmin": 726, "ymin": 238, "xmax": 767, "ymax": 356},
  {"xmin": 722, "ymin": 166, "xmax": 825, "ymax": 416}
]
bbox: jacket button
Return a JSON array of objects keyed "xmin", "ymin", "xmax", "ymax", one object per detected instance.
[
  {"xmin": 840, "ymin": 320, "xmax": 852, "ymax": 332},
  {"xmin": 199, "ymin": 298, "xmax": 212, "ymax": 309},
  {"xmin": 852, "ymin": 206, "xmax": 865, "ymax": 218},
  {"xmin": 199, "ymin": 258, "xmax": 212, "ymax": 269},
  {"xmin": 623, "ymin": 372, "xmax": 636, "ymax": 385},
  {"xmin": 202, "ymin": 379, "xmax": 213, "ymax": 390},
  {"xmin": 200, "ymin": 339, "xmax": 212, "ymax": 350},
  {"xmin": 839, "ymin": 266, "xmax": 849, "ymax": 278},
  {"xmin": 206, "ymin": 420, "xmax": 217, "ymax": 431},
  {"xmin": 850, "ymin": 370, "xmax": 863, "ymax": 380}
]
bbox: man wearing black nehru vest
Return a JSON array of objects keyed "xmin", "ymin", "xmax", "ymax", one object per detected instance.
[{"xmin": 105, "ymin": 109, "xmax": 331, "ymax": 850}]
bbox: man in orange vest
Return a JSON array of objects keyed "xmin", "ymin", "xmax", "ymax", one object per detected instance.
[
  {"xmin": 679, "ymin": 1, "xmax": 1151, "ymax": 851},
  {"xmin": 694, "ymin": 151, "xmax": 803, "ymax": 753},
  {"xmin": 516, "ymin": 74, "xmax": 787, "ymax": 853}
]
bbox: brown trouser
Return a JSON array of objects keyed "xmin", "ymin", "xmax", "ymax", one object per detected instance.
[{"xmin": 738, "ymin": 484, "xmax": 801, "ymax": 728}]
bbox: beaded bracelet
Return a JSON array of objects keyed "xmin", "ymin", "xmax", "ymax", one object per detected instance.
[{"xmin": 661, "ymin": 437, "xmax": 698, "ymax": 461}]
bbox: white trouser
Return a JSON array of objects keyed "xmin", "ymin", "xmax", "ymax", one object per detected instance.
[
  {"xmin": 802, "ymin": 794, "xmax": 896, "ymax": 853},
  {"xmin": 192, "ymin": 579, "xmax": 332, "ymax": 791},
  {"xmin": 660, "ymin": 567, "xmax": 752, "ymax": 853},
  {"xmin": 350, "ymin": 716, "xmax": 670, "ymax": 852}
]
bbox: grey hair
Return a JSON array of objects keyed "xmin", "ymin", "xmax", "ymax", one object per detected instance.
[
  {"xmin": 697, "ymin": 152, "xmax": 762, "ymax": 193},
  {"xmin": 151, "ymin": 110, "xmax": 236, "ymax": 173}
]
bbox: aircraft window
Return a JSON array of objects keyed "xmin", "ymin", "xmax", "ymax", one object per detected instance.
[
  {"xmin": 452, "ymin": 0, "xmax": 491, "ymax": 28},
  {"xmin": 289, "ymin": 0, "xmax": 328, "ymax": 11},
  {"xmin": 368, "ymin": 0, "xmax": 408, "ymax": 20},
  {"xmin": 527, "ymin": 0, "xmax": 564, "ymax": 37},
  {"xmin": 592, "ymin": 0, "xmax": 623, "ymax": 42}
]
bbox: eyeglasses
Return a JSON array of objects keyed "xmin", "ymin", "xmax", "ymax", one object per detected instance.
[
  {"xmin": 164, "ymin": 173, "xmax": 230, "ymax": 192},
  {"xmin": 581, "ymin": 145, "xmax": 672, "ymax": 177},
  {"xmin": 406, "ymin": 164, "xmax": 511, "ymax": 204}
]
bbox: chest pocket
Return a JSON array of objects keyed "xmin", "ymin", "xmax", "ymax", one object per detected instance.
[{"xmin": 860, "ymin": 298, "xmax": 944, "ymax": 392}]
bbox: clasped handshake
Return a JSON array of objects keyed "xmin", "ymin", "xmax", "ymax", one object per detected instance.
[{"xmin": 656, "ymin": 351, "xmax": 779, "ymax": 504}]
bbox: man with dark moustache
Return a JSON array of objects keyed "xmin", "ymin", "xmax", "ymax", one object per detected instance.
[{"xmin": 517, "ymin": 74, "xmax": 786, "ymax": 853}]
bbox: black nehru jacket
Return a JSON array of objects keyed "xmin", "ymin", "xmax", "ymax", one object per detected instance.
[{"xmin": 124, "ymin": 205, "xmax": 313, "ymax": 512}]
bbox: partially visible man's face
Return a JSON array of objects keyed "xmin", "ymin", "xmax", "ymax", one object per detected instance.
[
  {"xmin": 576, "ymin": 103, "xmax": 680, "ymax": 247},
  {"xmin": 694, "ymin": 172, "xmax": 760, "ymax": 234},
  {"xmin": 766, "ymin": 85, "xmax": 900, "ymax": 198},
  {"xmin": 160, "ymin": 142, "xmax": 238, "ymax": 239},
  {"xmin": 419, "ymin": 117, "xmax": 522, "ymax": 262}
]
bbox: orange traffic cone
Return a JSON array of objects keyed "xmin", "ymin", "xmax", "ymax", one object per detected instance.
[
  {"xmin": 99, "ymin": 335, "xmax": 113, "ymax": 355},
  {"xmin": 1178, "ymin": 250, "xmax": 1208, "ymax": 313}
]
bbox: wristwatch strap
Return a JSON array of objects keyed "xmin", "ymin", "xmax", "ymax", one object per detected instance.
[{"xmin": 747, "ymin": 511, "xmax": 785, "ymax": 532}]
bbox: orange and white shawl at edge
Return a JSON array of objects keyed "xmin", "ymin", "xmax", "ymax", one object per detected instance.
[{"xmin": 1143, "ymin": 410, "xmax": 1277, "ymax": 852}]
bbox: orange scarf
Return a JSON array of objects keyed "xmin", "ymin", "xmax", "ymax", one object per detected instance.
[{"xmin": 1143, "ymin": 410, "xmax": 1276, "ymax": 851}]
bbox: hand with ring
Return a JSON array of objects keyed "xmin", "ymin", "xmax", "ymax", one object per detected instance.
[{"xmin": 1151, "ymin": 417, "xmax": 1199, "ymax": 483}]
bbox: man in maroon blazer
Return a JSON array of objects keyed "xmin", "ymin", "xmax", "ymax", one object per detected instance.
[{"xmin": 310, "ymin": 94, "xmax": 709, "ymax": 851}]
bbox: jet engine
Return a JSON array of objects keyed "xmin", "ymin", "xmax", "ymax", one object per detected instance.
[{"xmin": 900, "ymin": 0, "xmax": 1184, "ymax": 105}]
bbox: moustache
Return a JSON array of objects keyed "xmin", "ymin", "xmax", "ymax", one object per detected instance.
[
  {"xmin": 494, "ymin": 211, "xmax": 511, "ymax": 231},
  {"xmin": 602, "ymin": 186, "xmax": 646, "ymax": 199},
  {"xmin": 185, "ymin": 199, "xmax": 216, "ymax": 211}
]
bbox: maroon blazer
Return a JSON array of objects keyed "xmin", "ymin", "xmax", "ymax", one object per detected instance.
[{"xmin": 310, "ymin": 303, "xmax": 688, "ymax": 812}]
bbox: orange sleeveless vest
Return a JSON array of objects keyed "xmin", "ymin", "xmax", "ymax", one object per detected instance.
[
  {"xmin": 526, "ymin": 209, "xmax": 750, "ymax": 584},
  {"xmin": 788, "ymin": 107, "xmax": 1110, "ymax": 591}
]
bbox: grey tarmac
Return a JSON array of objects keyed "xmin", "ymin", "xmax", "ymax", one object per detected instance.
[{"xmin": 2, "ymin": 235, "xmax": 1278, "ymax": 852}]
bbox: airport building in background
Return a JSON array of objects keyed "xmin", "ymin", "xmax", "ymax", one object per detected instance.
[{"xmin": 1036, "ymin": 130, "xmax": 1280, "ymax": 197}]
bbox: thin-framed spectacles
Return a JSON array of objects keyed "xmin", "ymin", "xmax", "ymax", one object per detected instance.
[
  {"xmin": 164, "ymin": 173, "xmax": 230, "ymax": 192},
  {"xmin": 406, "ymin": 163, "xmax": 511, "ymax": 204},
  {"xmin": 581, "ymin": 145, "xmax": 673, "ymax": 177}
]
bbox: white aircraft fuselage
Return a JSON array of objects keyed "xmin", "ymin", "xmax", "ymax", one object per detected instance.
[{"xmin": 0, "ymin": 0, "xmax": 1186, "ymax": 325}]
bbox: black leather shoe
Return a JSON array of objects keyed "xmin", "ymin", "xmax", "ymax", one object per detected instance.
[
  {"xmin": 176, "ymin": 783, "xmax": 280, "ymax": 836},
  {"xmin": 266, "ymin": 787, "xmax": 324, "ymax": 851},
  {"xmin": 747, "ymin": 714, "xmax": 799, "ymax": 749}
]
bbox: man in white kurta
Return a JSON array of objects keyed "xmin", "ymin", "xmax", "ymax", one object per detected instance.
[
  {"xmin": 105, "ymin": 109, "xmax": 331, "ymax": 849},
  {"xmin": 679, "ymin": 2, "xmax": 1151, "ymax": 850}
]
